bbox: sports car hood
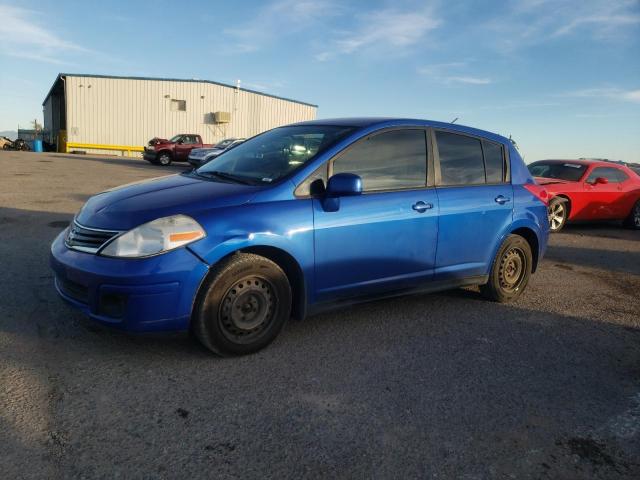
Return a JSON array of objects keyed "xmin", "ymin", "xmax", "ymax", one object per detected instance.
[{"xmin": 76, "ymin": 173, "xmax": 259, "ymax": 230}]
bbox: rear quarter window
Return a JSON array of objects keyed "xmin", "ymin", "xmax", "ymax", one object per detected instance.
[{"xmin": 483, "ymin": 140, "xmax": 505, "ymax": 183}]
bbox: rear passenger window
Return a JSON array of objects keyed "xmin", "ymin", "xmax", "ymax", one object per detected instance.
[
  {"xmin": 436, "ymin": 131, "xmax": 485, "ymax": 185},
  {"xmin": 483, "ymin": 140, "xmax": 504, "ymax": 183},
  {"xmin": 332, "ymin": 129, "xmax": 427, "ymax": 191}
]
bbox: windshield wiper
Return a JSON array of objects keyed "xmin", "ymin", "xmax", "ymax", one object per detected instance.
[{"xmin": 197, "ymin": 170, "xmax": 254, "ymax": 185}]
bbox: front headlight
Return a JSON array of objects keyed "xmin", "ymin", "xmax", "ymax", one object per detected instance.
[{"xmin": 100, "ymin": 215, "xmax": 205, "ymax": 258}]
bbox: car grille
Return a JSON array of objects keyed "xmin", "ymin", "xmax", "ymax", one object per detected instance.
[{"xmin": 65, "ymin": 222, "xmax": 121, "ymax": 254}]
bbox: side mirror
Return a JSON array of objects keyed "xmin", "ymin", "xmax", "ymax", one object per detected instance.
[
  {"xmin": 594, "ymin": 177, "xmax": 608, "ymax": 185},
  {"xmin": 322, "ymin": 173, "xmax": 362, "ymax": 212},
  {"xmin": 176, "ymin": 139, "xmax": 184, "ymax": 144},
  {"xmin": 326, "ymin": 173, "xmax": 363, "ymax": 197}
]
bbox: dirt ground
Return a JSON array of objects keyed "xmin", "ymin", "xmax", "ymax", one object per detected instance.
[{"xmin": 1, "ymin": 150, "xmax": 639, "ymax": 479}]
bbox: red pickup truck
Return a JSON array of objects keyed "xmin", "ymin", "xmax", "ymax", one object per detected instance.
[{"xmin": 143, "ymin": 134, "xmax": 214, "ymax": 166}]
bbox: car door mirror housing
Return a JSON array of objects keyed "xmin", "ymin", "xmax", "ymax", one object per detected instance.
[
  {"xmin": 594, "ymin": 177, "xmax": 608, "ymax": 185},
  {"xmin": 322, "ymin": 173, "xmax": 362, "ymax": 212},
  {"xmin": 326, "ymin": 173, "xmax": 363, "ymax": 197}
]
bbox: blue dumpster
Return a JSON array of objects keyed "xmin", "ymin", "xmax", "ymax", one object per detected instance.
[{"xmin": 33, "ymin": 139, "xmax": 43, "ymax": 152}]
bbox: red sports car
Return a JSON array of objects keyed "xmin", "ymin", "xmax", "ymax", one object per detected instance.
[{"xmin": 527, "ymin": 159, "xmax": 640, "ymax": 232}]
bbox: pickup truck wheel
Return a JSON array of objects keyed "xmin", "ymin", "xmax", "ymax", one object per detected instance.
[
  {"xmin": 548, "ymin": 197, "xmax": 567, "ymax": 232},
  {"xmin": 480, "ymin": 234, "xmax": 532, "ymax": 303},
  {"xmin": 623, "ymin": 200, "xmax": 640, "ymax": 230},
  {"xmin": 157, "ymin": 152, "xmax": 172, "ymax": 166},
  {"xmin": 192, "ymin": 253, "xmax": 292, "ymax": 356}
]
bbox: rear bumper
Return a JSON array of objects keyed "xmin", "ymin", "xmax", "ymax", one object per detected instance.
[{"xmin": 50, "ymin": 231, "xmax": 209, "ymax": 332}]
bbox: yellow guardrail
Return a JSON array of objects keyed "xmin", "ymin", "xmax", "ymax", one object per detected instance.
[{"xmin": 66, "ymin": 142, "xmax": 144, "ymax": 156}]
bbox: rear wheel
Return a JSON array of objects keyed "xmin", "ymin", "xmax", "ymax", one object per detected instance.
[
  {"xmin": 623, "ymin": 200, "xmax": 640, "ymax": 230},
  {"xmin": 480, "ymin": 234, "xmax": 533, "ymax": 303},
  {"xmin": 157, "ymin": 152, "xmax": 172, "ymax": 166},
  {"xmin": 192, "ymin": 253, "xmax": 292, "ymax": 356},
  {"xmin": 548, "ymin": 197, "xmax": 567, "ymax": 232}
]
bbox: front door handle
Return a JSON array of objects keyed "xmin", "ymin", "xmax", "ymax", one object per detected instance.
[
  {"xmin": 495, "ymin": 195, "xmax": 511, "ymax": 205},
  {"xmin": 412, "ymin": 201, "xmax": 433, "ymax": 213}
]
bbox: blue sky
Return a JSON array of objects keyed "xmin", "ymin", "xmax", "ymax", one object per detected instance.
[{"xmin": 0, "ymin": 0, "xmax": 638, "ymax": 162}]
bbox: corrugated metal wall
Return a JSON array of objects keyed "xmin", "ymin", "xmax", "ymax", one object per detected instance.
[
  {"xmin": 64, "ymin": 76, "xmax": 317, "ymax": 154},
  {"xmin": 43, "ymin": 94, "xmax": 63, "ymax": 143}
]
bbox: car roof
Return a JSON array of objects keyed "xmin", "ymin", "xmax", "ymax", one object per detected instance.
[
  {"xmin": 288, "ymin": 117, "xmax": 511, "ymax": 144},
  {"xmin": 531, "ymin": 159, "xmax": 626, "ymax": 168}
]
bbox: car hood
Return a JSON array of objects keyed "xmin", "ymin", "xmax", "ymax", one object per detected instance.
[
  {"xmin": 76, "ymin": 173, "xmax": 259, "ymax": 230},
  {"xmin": 191, "ymin": 147, "xmax": 221, "ymax": 156}
]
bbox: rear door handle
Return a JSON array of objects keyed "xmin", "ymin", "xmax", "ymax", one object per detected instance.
[
  {"xmin": 495, "ymin": 195, "xmax": 511, "ymax": 205},
  {"xmin": 412, "ymin": 201, "xmax": 433, "ymax": 213}
]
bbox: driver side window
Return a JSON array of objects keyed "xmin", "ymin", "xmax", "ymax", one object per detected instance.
[
  {"xmin": 331, "ymin": 129, "xmax": 427, "ymax": 192},
  {"xmin": 586, "ymin": 167, "xmax": 625, "ymax": 184}
]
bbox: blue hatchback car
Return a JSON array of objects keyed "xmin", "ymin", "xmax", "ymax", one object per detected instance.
[{"xmin": 51, "ymin": 118, "xmax": 549, "ymax": 355}]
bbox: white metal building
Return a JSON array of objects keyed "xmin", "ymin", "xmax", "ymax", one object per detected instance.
[{"xmin": 42, "ymin": 73, "xmax": 317, "ymax": 155}]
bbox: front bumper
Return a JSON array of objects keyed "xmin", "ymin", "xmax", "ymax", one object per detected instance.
[
  {"xmin": 187, "ymin": 156, "xmax": 204, "ymax": 168},
  {"xmin": 143, "ymin": 150, "xmax": 158, "ymax": 162},
  {"xmin": 50, "ymin": 230, "xmax": 209, "ymax": 332}
]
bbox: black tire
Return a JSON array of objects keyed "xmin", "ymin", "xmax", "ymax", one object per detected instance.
[
  {"xmin": 480, "ymin": 234, "xmax": 533, "ymax": 303},
  {"xmin": 2, "ymin": 144, "xmax": 9, "ymax": 150},
  {"xmin": 192, "ymin": 253, "xmax": 292, "ymax": 356},
  {"xmin": 548, "ymin": 197, "xmax": 568, "ymax": 232},
  {"xmin": 623, "ymin": 200, "xmax": 640, "ymax": 230},
  {"xmin": 157, "ymin": 151, "xmax": 172, "ymax": 166}
]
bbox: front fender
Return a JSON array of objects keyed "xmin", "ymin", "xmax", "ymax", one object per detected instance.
[{"xmin": 187, "ymin": 199, "xmax": 315, "ymax": 294}]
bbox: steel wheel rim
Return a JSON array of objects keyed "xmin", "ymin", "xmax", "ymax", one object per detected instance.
[
  {"xmin": 548, "ymin": 202, "xmax": 565, "ymax": 231},
  {"xmin": 218, "ymin": 275, "xmax": 277, "ymax": 344},
  {"xmin": 499, "ymin": 247, "xmax": 527, "ymax": 293},
  {"xmin": 634, "ymin": 204, "xmax": 640, "ymax": 227},
  {"xmin": 159, "ymin": 155, "xmax": 170, "ymax": 165}
]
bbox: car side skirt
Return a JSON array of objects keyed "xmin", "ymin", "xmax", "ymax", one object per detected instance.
[{"xmin": 306, "ymin": 274, "xmax": 489, "ymax": 317}]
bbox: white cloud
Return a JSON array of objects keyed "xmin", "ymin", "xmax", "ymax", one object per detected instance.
[
  {"xmin": 224, "ymin": 0, "xmax": 338, "ymax": 53},
  {"xmin": 486, "ymin": 0, "xmax": 640, "ymax": 52},
  {"xmin": 418, "ymin": 62, "xmax": 492, "ymax": 85},
  {"xmin": 446, "ymin": 76, "xmax": 492, "ymax": 85},
  {"xmin": 567, "ymin": 87, "xmax": 640, "ymax": 103},
  {"xmin": 553, "ymin": 13, "xmax": 640, "ymax": 37},
  {"xmin": 316, "ymin": 7, "xmax": 441, "ymax": 61},
  {"xmin": 0, "ymin": 5, "xmax": 88, "ymax": 64}
]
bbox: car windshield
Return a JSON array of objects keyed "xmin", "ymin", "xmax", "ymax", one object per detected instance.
[
  {"xmin": 215, "ymin": 139, "xmax": 235, "ymax": 149},
  {"xmin": 197, "ymin": 125, "xmax": 355, "ymax": 185},
  {"xmin": 169, "ymin": 135, "xmax": 183, "ymax": 143},
  {"xmin": 528, "ymin": 162, "xmax": 586, "ymax": 182}
]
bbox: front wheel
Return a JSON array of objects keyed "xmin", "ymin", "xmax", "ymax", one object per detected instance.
[
  {"xmin": 480, "ymin": 234, "xmax": 533, "ymax": 303},
  {"xmin": 157, "ymin": 152, "xmax": 172, "ymax": 166},
  {"xmin": 548, "ymin": 197, "xmax": 567, "ymax": 232},
  {"xmin": 623, "ymin": 200, "xmax": 640, "ymax": 230},
  {"xmin": 192, "ymin": 253, "xmax": 292, "ymax": 356}
]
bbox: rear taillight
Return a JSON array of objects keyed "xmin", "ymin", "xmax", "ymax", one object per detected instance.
[{"xmin": 523, "ymin": 183, "xmax": 550, "ymax": 205}]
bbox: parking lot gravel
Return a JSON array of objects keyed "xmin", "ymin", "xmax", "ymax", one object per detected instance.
[{"xmin": 1, "ymin": 151, "xmax": 639, "ymax": 479}]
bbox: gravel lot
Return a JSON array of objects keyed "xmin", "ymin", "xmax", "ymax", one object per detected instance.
[{"xmin": 1, "ymin": 150, "xmax": 639, "ymax": 479}]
